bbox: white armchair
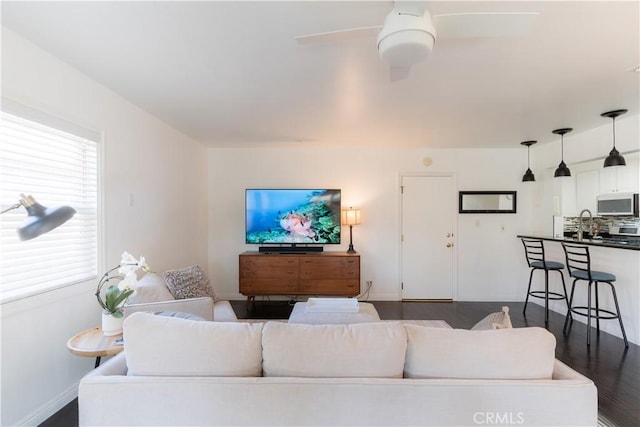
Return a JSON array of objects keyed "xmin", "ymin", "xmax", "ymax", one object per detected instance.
[{"xmin": 123, "ymin": 273, "xmax": 237, "ymax": 322}]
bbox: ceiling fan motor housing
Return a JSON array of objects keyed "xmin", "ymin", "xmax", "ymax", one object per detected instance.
[{"xmin": 377, "ymin": 11, "xmax": 436, "ymax": 67}]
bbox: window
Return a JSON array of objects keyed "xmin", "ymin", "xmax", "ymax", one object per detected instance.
[{"xmin": 0, "ymin": 104, "xmax": 99, "ymax": 302}]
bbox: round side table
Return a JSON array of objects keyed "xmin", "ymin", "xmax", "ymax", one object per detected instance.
[{"xmin": 67, "ymin": 327, "xmax": 123, "ymax": 368}]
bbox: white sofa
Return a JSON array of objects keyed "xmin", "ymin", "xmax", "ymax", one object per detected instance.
[{"xmin": 79, "ymin": 313, "xmax": 597, "ymax": 426}]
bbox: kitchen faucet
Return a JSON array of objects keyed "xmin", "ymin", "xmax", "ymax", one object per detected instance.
[{"xmin": 577, "ymin": 209, "xmax": 593, "ymax": 242}]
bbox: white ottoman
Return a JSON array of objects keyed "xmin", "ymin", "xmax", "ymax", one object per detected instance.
[{"xmin": 288, "ymin": 302, "xmax": 380, "ymax": 324}]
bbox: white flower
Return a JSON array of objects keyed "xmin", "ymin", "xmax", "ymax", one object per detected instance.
[
  {"xmin": 96, "ymin": 251, "xmax": 150, "ymax": 315},
  {"xmin": 120, "ymin": 251, "xmax": 137, "ymax": 264},
  {"xmin": 118, "ymin": 271, "xmax": 138, "ymax": 291},
  {"xmin": 138, "ymin": 256, "xmax": 150, "ymax": 272},
  {"xmin": 119, "ymin": 251, "xmax": 140, "ymax": 275}
]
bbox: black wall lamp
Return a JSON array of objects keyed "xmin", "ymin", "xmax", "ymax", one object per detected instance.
[
  {"xmin": 553, "ymin": 128, "xmax": 573, "ymax": 178},
  {"xmin": 0, "ymin": 194, "xmax": 76, "ymax": 240},
  {"xmin": 601, "ymin": 109, "xmax": 627, "ymax": 168},
  {"xmin": 520, "ymin": 140, "xmax": 537, "ymax": 182}
]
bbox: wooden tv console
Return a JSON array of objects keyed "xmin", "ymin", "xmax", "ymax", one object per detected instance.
[{"xmin": 239, "ymin": 251, "xmax": 360, "ymax": 309}]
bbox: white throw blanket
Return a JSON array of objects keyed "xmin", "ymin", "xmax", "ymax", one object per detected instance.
[{"xmin": 305, "ymin": 298, "xmax": 359, "ymax": 313}]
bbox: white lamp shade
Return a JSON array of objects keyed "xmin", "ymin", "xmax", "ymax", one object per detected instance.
[{"xmin": 341, "ymin": 208, "xmax": 361, "ymax": 226}]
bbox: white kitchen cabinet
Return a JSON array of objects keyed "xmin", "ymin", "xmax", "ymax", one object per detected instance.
[
  {"xmin": 553, "ymin": 176, "xmax": 577, "ymax": 217},
  {"xmin": 576, "ymin": 170, "xmax": 600, "ymax": 213},
  {"xmin": 599, "ymin": 160, "xmax": 639, "ymax": 194}
]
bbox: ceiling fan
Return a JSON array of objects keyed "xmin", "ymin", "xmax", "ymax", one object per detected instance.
[{"xmin": 295, "ymin": 1, "xmax": 538, "ymax": 81}]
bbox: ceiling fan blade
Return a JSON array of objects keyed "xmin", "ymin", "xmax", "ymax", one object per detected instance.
[
  {"xmin": 295, "ymin": 26, "xmax": 382, "ymax": 44},
  {"xmin": 432, "ymin": 12, "xmax": 539, "ymax": 39},
  {"xmin": 390, "ymin": 66, "xmax": 411, "ymax": 82}
]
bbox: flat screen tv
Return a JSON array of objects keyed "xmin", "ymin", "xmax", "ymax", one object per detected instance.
[{"xmin": 245, "ymin": 189, "xmax": 341, "ymax": 245}]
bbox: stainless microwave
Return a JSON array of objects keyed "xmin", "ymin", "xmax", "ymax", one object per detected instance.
[{"xmin": 596, "ymin": 193, "xmax": 639, "ymax": 216}]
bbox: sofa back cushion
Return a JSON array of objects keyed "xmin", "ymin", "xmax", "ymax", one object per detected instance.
[
  {"xmin": 124, "ymin": 312, "xmax": 262, "ymax": 376},
  {"xmin": 126, "ymin": 273, "xmax": 175, "ymax": 304},
  {"xmin": 403, "ymin": 326, "xmax": 556, "ymax": 380},
  {"xmin": 262, "ymin": 321, "xmax": 407, "ymax": 378}
]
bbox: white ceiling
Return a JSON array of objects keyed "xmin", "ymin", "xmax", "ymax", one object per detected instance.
[{"xmin": 2, "ymin": 1, "xmax": 639, "ymax": 149}]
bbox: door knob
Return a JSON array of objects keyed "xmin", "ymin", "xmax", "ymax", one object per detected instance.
[
  {"xmin": 446, "ymin": 243, "xmax": 453, "ymax": 248},
  {"xmin": 446, "ymin": 233, "xmax": 454, "ymax": 237}
]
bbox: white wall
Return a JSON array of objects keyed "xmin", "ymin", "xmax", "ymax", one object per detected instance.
[
  {"xmin": 208, "ymin": 147, "xmax": 535, "ymax": 302},
  {"xmin": 1, "ymin": 28, "xmax": 209, "ymax": 426}
]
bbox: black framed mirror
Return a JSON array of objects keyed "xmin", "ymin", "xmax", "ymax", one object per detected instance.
[{"xmin": 459, "ymin": 191, "xmax": 517, "ymax": 214}]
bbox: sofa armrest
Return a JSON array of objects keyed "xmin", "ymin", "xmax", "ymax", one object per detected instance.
[
  {"xmin": 552, "ymin": 359, "xmax": 594, "ymax": 381},
  {"xmin": 84, "ymin": 352, "xmax": 128, "ymax": 378},
  {"xmin": 214, "ymin": 300, "xmax": 238, "ymax": 322},
  {"xmin": 124, "ymin": 297, "xmax": 214, "ymax": 320}
]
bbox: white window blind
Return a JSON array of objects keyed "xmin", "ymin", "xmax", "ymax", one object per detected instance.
[{"xmin": 0, "ymin": 109, "xmax": 99, "ymax": 302}]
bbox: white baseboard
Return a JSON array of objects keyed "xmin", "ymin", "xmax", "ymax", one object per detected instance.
[
  {"xmin": 220, "ymin": 293, "xmax": 404, "ymax": 302},
  {"xmin": 364, "ymin": 293, "xmax": 400, "ymax": 301},
  {"xmin": 15, "ymin": 382, "xmax": 78, "ymax": 426}
]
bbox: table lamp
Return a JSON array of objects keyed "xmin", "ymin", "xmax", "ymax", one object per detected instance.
[{"xmin": 341, "ymin": 207, "xmax": 361, "ymax": 254}]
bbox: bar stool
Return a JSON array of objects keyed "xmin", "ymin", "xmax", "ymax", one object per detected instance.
[
  {"xmin": 561, "ymin": 242, "xmax": 628, "ymax": 347},
  {"xmin": 521, "ymin": 238, "xmax": 569, "ymax": 326}
]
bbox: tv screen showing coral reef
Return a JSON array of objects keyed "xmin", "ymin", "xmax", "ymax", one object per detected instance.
[{"xmin": 246, "ymin": 189, "xmax": 341, "ymax": 245}]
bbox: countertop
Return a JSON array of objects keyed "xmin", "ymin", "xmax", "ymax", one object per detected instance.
[{"xmin": 516, "ymin": 235, "xmax": 640, "ymax": 251}]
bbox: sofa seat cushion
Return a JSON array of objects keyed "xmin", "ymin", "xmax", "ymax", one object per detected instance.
[
  {"xmin": 124, "ymin": 312, "xmax": 262, "ymax": 377},
  {"xmin": 154, "ymin": 311, "xmax": 205, "ymax": 321},
  {"xmin": 404, "ymin": 326, "xmax": 555, "ymax": 380},
  {"xmin": 262, "ymin": 321, "xmax": 407, "ymax": 378}
]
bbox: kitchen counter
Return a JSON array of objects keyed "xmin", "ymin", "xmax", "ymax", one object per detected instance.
[{"xmin": 516, "ymin": 235, "xmax": 640, "ymax": 251}]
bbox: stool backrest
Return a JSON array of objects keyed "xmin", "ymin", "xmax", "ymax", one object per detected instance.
[
  {"xmin": 521, "ymin": 238, "xmax": 546, "ymax": 267},
  {"xmin": 561, "ymin": 243, "xmax": 592, "ymax": 280}
]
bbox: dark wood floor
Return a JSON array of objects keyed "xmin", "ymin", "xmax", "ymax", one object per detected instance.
[{"xmin": 41, "ymin": 300, "xmax": 639, "ymax": 427}]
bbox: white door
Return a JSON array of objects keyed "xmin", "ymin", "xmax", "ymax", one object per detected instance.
[{"xmin": 401, "ymin": 175, "xmax": 455, "ymax": 300}]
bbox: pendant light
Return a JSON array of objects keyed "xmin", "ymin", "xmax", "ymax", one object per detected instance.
[
  {"xmin": 553, "ymin": 128, "xmax": 572, "ymax": 178},
  {"xmin": 520, "ymin": 140, "xmax": 537, "ymax": 182},
  {"xmin": 601, "ymin": 109, "xmax": 627, "ymax": 168}
]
